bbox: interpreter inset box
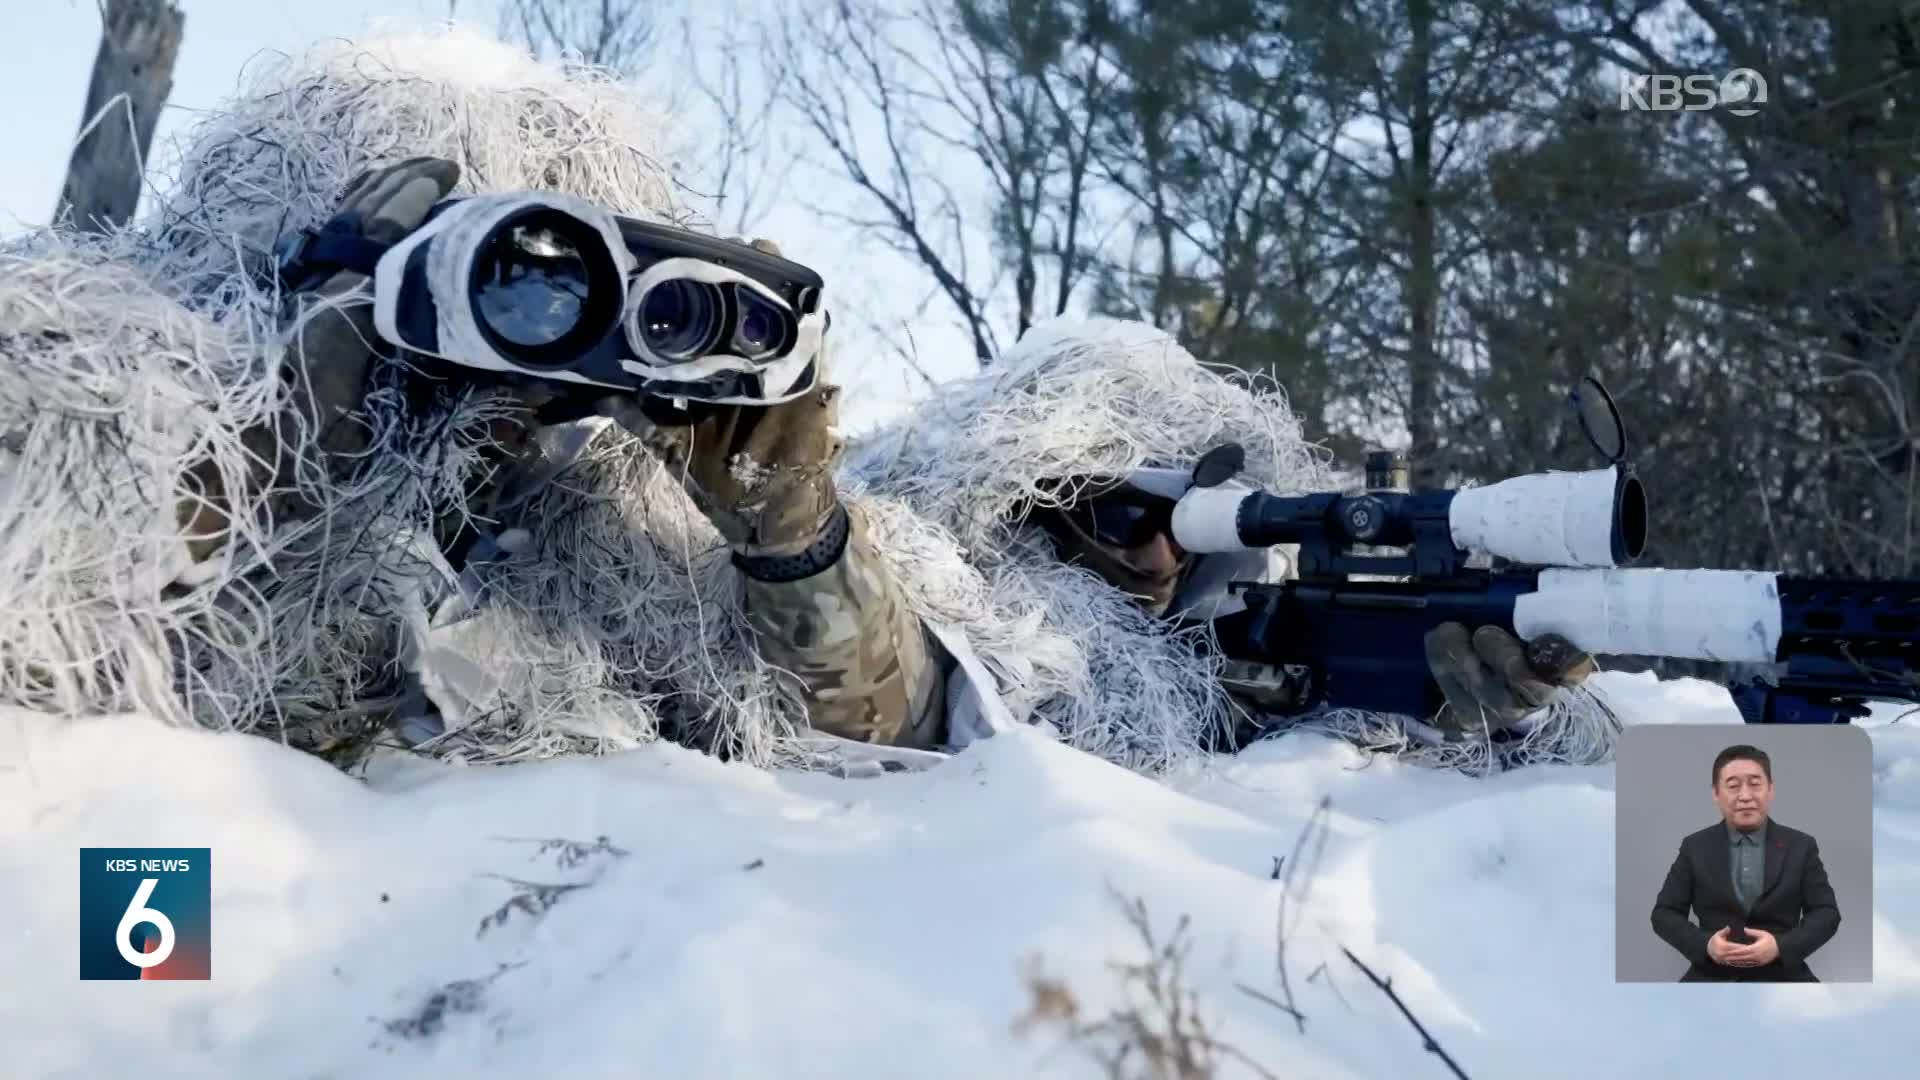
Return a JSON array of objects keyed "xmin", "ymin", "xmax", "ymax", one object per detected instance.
[{"xmin": 1613, "ymin": 724, "xmax": 1872, "ymax": 983}]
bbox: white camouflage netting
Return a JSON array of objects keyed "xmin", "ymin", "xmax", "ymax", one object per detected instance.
[
  {"xmin": 847, "ymin": 316, "xmax": 1627, "ymax": 774},
  {"xmin": 0, "ymin": 26, "xmax": 714, "ymax": 760},
  {"xmin": 0, "ymin": 26, "xmax": 1622, "ymax": 775},
  {"xmin": 846, "ymin": 317, "xmax": 1330, "ymax": 768},
  {"xmin": 0, "ymin": 232, "xmax": 283, "ymax": 727}
]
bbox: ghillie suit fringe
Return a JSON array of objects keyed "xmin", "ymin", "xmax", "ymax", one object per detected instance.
[
  {"xmin": 1304, "ymin": 694, "xmax": 1625, "ymax": 776},
  {"xmin": 0, "ymin": 234, "xmax": 283, "ymax": 729},
  {"xmin": 845, "ymin": 317, "xmax": 1626, "ymax": 774},
  {"xmin": 0, "ymin": 26, "xmax": 1621, "ymax": 775},
  {"xmin": 0, "ymin": 27, "xmax": 1047, "ymax": 772},
  {"xmin": 843, "ymin": 317, "xmax": 1335, "ymax": 773},
  {"xmin": 138, "ymin": 24, "xmax": 693, "ymax": 319},
  {"xmin": 0, "ymin": 26, "xmax": 718, "ymax": 762}
]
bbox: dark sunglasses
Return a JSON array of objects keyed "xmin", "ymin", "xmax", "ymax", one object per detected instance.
[{"xmin": 1069, "ymin": 491, "xmax": 1178, "ymax": 548}]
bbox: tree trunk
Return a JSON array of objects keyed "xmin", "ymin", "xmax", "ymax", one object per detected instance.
[
  {"xmin": 55, "ymin": 0, "xmax": 184, "ymax": 234},
  {"xmin": 1404, "ymin": 0, "xmax": 1440, "ymax": 488}
]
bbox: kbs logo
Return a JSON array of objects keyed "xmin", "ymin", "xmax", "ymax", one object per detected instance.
[
  {"xmin": 78, "ymin": 848, "xmax": 211, "ymax": 980},
  {"xmin": 1619, "ymin": 69, "xmax": 1769, "ymax": 116}
]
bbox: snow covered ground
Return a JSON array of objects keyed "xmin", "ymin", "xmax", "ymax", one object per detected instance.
[{"xmin": 3, "ymin": 671, "xmax": 1916, "ymax": 1079}]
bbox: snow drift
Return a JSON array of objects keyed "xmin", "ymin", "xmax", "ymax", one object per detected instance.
[{"xmin": 2, "ymin": 673, "xmax": 1914, "ymax": 1079}]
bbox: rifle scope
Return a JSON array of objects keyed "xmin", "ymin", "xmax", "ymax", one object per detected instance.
[{"xmin": 1170, "ymin": 466, "xmax": 1648, "ymax": 573}]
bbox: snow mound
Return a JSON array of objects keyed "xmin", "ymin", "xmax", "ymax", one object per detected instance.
[{"xmin": 3, "ymin": 671, "xmax": 1916, "ymax": 1078}]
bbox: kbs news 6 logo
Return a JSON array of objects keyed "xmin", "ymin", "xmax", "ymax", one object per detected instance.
[{"xmin": 78, "ymin": 848, "xmax": 211, "ymax": 980}]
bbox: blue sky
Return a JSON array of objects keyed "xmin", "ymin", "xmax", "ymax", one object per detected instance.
[{"xmin": 1, "ymin": 0, "xmax": 486, "ymax": 234}]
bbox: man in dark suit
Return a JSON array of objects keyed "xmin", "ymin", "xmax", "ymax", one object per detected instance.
[{"xmin": 1650, "ymin": 744, "xmax": 1842, "ymax": 981}]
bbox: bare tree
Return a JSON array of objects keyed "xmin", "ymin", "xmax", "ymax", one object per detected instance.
[
  {"xmin": 1083, "ymin": 0, "xmax": 1357, "ymax": 438},
  {"xmin": 764, "ymin": 0, "xmax": 1111, "ymax": 364},
  {"xmin": 1274, "ymin": 0, "xmax": 1559, "ymax": 485},
  {"xmin": 767, "ymin": 0, "xmax": 1379, "ymax": 442},
  {"xmin": 500, "ymin": 0, "xmax": 659, "ymax": 77},
  {"xmin": 55, "ymin": 0, "xmax": 185, "ymax": 235},
  {"xmin": 676, "ymin": 11, "xmax": 790, "ymax": 238},
  {"xmin": 1485, "ymin": 0, "xmax": 1920, "ymax": 576},
  {"xmin": 946, "ymin": 0, "xmax": 1115, "ymax": 339}
]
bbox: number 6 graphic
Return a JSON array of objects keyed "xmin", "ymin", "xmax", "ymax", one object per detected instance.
[{"xmin": 115, "ymin": 878, "xmax": 176, "ymax": 968}]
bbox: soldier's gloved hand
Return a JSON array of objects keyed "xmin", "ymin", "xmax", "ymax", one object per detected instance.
[
  {"xmin": 279, "ymin": 156, "xmax": 463, "ymax": 458},
  {"xmin": 600, "ymin": 238, "xmax": 847, "ymax": 566},
  {"xmin": 180, "ymin": 157, "xmax": 464, "ymax": 559},
  {"xmin": 1423, "ymin": 622, "xmax": 1597, "ymax": 735}
]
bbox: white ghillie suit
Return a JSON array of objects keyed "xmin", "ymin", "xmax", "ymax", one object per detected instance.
[
  {"xmin": 0, "ymin": 231, "xmax": 284, "ymax": 723},
  {"xmin": 0, "ymin": 27, "xmax": 1617, "ymax": 776},
  {"xmin": 841, "ymin": 317, "xmax": 1625, "ymax": 776},
  {"xmin": 0, "ymin": 27, "xmax": 786, "ymax": 764}
]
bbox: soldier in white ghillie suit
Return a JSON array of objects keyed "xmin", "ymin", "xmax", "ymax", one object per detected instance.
[
  {"xmin": 821, "ymin": 318, "xmax": 1611, "ymax": 775},
  {"xmin": 0, "ymin": 27, "xmax": 1610, "ymax": 779}
]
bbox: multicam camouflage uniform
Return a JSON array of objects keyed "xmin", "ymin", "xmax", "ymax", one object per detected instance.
[
  {"xmin": 610, "ymin": 382, "xmax": 953, "ymax": 750},
  {"xmin": 613, "ymin": 379, "xmax": 1328, "ymax": 752},
  {"xmin": 743, "ymin": 526, "xmax": 1294, "ymax": 751},
  {"xmin": 616, "ymin": 346, "xmax": 1594, "ymax": 754},
  {"xmin": 742, "ymin": 508, "xmax": 951, "ymax": 747},
  {"xmin": 228, "ymin": 162, "xmax": 1580, "ymax": 755},
  {"xmin": 172, "ymin": 159, "xmax": 944, "ymax": 755}
]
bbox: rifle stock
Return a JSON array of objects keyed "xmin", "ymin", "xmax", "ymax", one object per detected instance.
[{"xmin": 1212, "ymin": 572, "xmax": 1544, "ymax": 720}]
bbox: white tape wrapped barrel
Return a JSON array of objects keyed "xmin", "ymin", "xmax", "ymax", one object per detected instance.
[{"xmin": 1514, "ymin": 568, "xmax": 1783, "ymax": 663}]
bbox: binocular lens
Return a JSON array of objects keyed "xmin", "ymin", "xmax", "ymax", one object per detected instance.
[
  {"xmin": 637, "ymin": 279, "xmax": 726, "ymax": 360},
  {"xmin": 734, "ymin": 292, "xmax": 785, "ymax": 359},
  {"xmin": 472, "ymin": 220, "xmax": 594, "ymax": 348}
]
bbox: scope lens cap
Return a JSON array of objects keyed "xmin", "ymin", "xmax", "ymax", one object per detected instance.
[
  {"xmin": 1570, "ymin": 376, "xmax": 1630, "ymax": 465},
  {"xmin": 1191, "ymin": 442, "xmax": 1246, "ymax": 488}
]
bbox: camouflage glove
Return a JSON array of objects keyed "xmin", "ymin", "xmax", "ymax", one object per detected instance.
[
  {"xmin": 180, "ymin": 157, "xmax": 462, "ymax": 559},
  {"xmin": 278, "ymin": 156, "xmax": 463, "ymax": 458},
  {"xmin": 1424, "ymin": 622, "xmax": 1597, "ymax": 735},
  {"xmin": 601, "ymin": 240, "xmax": 847, "ymax": 568}
]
